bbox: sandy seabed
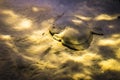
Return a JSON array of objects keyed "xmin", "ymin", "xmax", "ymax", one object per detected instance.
[{"xmin": 0, "ymin": 0, "xmax": 120, "ymax": 80}]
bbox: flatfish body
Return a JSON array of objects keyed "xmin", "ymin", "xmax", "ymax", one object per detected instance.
[{"xmin": 49, "ymin": 16, "xmax": 95, "ymax": 50}]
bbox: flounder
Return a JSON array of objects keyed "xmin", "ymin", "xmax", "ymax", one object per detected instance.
[{"xmin": 49, "ymin": 15, "xmax": 103, "ymax": 50}]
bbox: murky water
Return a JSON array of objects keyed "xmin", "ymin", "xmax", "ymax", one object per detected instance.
[{"xmin": 0, "ymin": 0, "xmax": 120, "ymax": 80}]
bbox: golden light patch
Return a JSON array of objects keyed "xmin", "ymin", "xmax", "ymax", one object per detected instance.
[
  {"xmin": 111, "ymin": 34, "xmax": 120, "ymax": 38},
  {"xmin": 14, "ymin": 19, "xmax": 32, "ymax": 30},
  {"xmin": 1, "ymin": 10, "xmax": 18, "ymax": 18},
  {"xmin": 98, "ymin": 39, "xmax": 115, "ymax": 46},
  {"xmin": 97, "ymin": 35, "xmax": 120, "ymax": 46},
  {"xmin": 32, "ymin": 7, "xmax": 39, "ymax": 12},
  {"xmin": 108, "ymin": 25, "xmax": 114, "ymax": 29},
  {"xmin": 73, "ymin": 73, "xmax": 91, "ymax": 80},
  {"xmin": 68, "ymin": 52, "xmax": 102, "ymax": 66},
  {"xmin": 94, "ymin": 14, "xmax": 118, "ymax": 21},
  {"xmin": 74, "ymin": 15, "xmax": 92, "ymax": 21},
  {"xmin": 98, "ymin": 39, "xmax": 120, "ymax": 46},
  {"xmin": 1, "ymin": 10, "xmax": 19, "ymax": 24},
  {"xmin": 1, "ymin": 9, "xmax": 33, "ymax": 30},
  {"xmin": 0, "ymin": 34, "xmax": 12, "ymax": 41},
  {"xmin": 32, "ymin": 7, "xmax": 47, "ymax": 12},
  {"xmin": 73, "ymin": 73, "xmax": 86, "ymax": 80},
  {"xmin": 72, "ymin": 19, "xmax": 83, "ymax": 25},
  {"xmin": 99, "ymin": 59, "xmax": 120, "ymax": 71}
]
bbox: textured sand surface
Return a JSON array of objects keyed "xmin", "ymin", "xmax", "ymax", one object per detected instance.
[{"xmin": 0, "ymin": 0, "xmax": 120, "ymax": 80}]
